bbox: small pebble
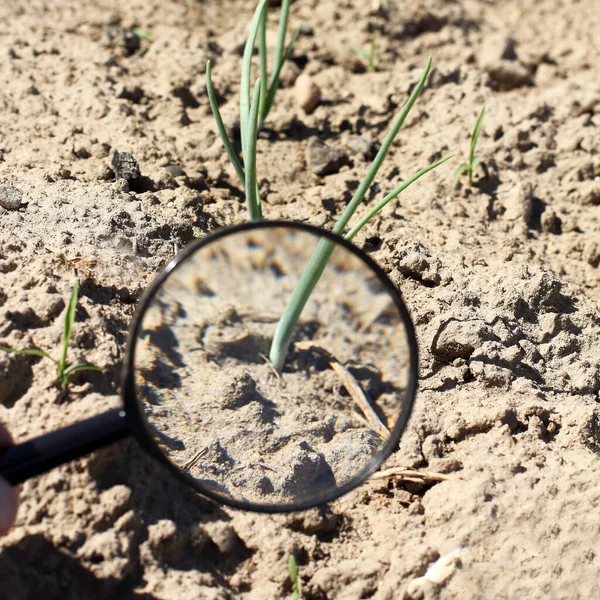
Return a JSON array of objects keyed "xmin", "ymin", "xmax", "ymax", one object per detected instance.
[
  {"xmin": 111, "ymin": 151, "xmax": 140, "ymax": 181},
  {"xmin": 306, "ymin": 137, "xmax": 349, "ymax": 176},
  {"xmin": 0, "ymin": 185, "xmax": 23, "ymax": 211},
  {"xmin": 295, "ymin": 73, "xmax": 321, "ymax": 114},
  {"xmin": 164, "ymin": 164, "xmax": 184, "ymax": 177},
  {"xmin": 347, "ymin": 135, "xmax": 378, "ymax": 159}
]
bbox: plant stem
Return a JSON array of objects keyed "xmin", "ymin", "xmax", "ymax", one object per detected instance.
[
  {"xmin": 467, "ymin": 106, "xmax": 485, "ymax": 187},
  {"xmin": 60, "ymin": 278, "xmax": 79, "ymax": 379},
  {"xmin": 206, "ymin": 61, "xmax": 246, "ymax": 188},
  {"xmin": 268, "ymin": 59, "xmax": 434, "ymax": 371},
  {"xmin": 268, "ymin": 237, "xmax": 336, "ymax": 372},
  {"xmin": 245, "ymin": 79, "xmax": 263, "ymax": 221},
  {"xmin": 369, "ymin": 32, "xmax": 376, "ymax": 73},
  {"xmin": 258, "ymin": 4, "xmax": 269, "ymax": 120}
]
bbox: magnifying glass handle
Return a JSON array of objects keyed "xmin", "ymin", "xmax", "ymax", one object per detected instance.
[{"xmin": 0, "ymin": 409, "xmax": 130, "ymax": 486}]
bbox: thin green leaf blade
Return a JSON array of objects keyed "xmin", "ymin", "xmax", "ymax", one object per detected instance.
[
  {"xmin": 258, "ymin": 6, "xmax": 269, "ymax": 119},
  {"xmin": 332, "ymin": 57, "xmax": 433, "ymax": 237},
  {"xmin": 271, "ymin": 0, "xmax": 291, "ymax": 89},
  {"xmin": 206, "ymin": 61, "xmax": 246, "ymax": 187},
  {"xmin": 289, "ymin": 555, "xmax": 298, "ymax": 582},
  {"xmin": 241, "ymin": 0, "xmax": 269, "ymax": 147},
  {"xmin": 0, "ymin": 345, "xmax": 56, "ymax": 362},
  {"xmin": 245, "ymin": 79, "xmax": 263, "ymax": 221},
  {"xmin": 453, "ymin": 162, "xmax": 468, "ymax": 189},
  {"xmin": 263, "ymin": 23, "xmax": 301, "ymax": 121},
  {"xmin": 351, "ymin": 47, "xmax": 370, "ymax": 60},
  {"xmin": 62, "ymin": 363, "xmax": 104, "ymax": 378},
  {"xmin": 60, "ymin": 279, "xmax": 79, "ymax": 370},
  {"xmin": 346, "ymin": 154, "xmax": 456, "ymax": 240},
  {"xmin": 469, "ymin": 106, "xmax": 485, "ymax": 163}
]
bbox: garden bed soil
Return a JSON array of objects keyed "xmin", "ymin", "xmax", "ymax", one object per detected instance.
[{"xmin": 1, "ymin": 0, "xmax": 600, "ymax": 598}]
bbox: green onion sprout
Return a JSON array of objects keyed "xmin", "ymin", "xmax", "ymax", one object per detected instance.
[
  {"xmin": 269, "ymin": 58, "xmax": 454, "ymax": 371},
  {"xmin": 351, "ymin": 31, "xmax": 378, "ymax": 73},
  {"xmin": 206, "ymin": 4, "xmax": 454, "ymax": 372},
  {"xmin": 454, "ymin": 106, "xmax": 485, "ymax": 188},
  {"xmin": 0, "ymin": 278, "xmax": 103, "ymax": 389}
]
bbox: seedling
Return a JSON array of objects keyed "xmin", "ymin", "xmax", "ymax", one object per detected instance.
[
  {"xmin": 133, "ymin": 26, "xmax": 152, "ymax": 57},
  {"xmin": 0, "ymin": 279, "xmax": 103, "ymax": 389},
  {"xmin": 222, "ymin": 0, "xmax": 301, "ymax": 130},
  {"xmin": 289, "ymin": 555, "xmax": 302, "ymax": 600},
  {"xmin": 454, "ymin": 106, "xmax": 485, "ymax": 188},
  {"xmin": 352, "ymin": 31, "xmax": 378, "ymax": 73},
  {"xmin": 206, "ymin": 0, "xmax": 454, "ymax": 371},
  {"xmin": 268, "ymin": 59, "xmax": 454, "ymax": 371}
]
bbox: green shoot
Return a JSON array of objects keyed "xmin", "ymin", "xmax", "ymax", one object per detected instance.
[
  {"xmin": 133, "ymin": 27, "xmax": 152, "ymax": 57},
  {"xmin": 289, "ymin": 555, "xmax": 302, "ymax": 600},
  {"xmin": 206, "ymin": 7, "xmax": 452, "ymax": 372},
  {"xmin": 352, "ymin": 31, "xmax": 378, "ymax": 73},
  {"xmin": 245, "ymin": 78, "xmax": 263, "ymax": 221},
  {"xmin": 240, "ymin": 0, "xmax": 269, "ymax": 177},
  {"xmin": 454, "ymin": 106, "xmax": 485, "ymax": 188},
  {"xmin": 206, "ymin": 0, "xmax": 301, "ymax": 194},
  {"xmin": 269, "ymin": 58, "xmax": 454, "ymax": 371},
  {"xmin": 259, "ymin": 0, "xmax": 302, "ymax": 127},
  {"xmin": 205, "ymin": 0, "xmax": 267, "ymax": 219},
  {"xmin": 0, "ymin": 279, "xmax": 103, "ymax": 389},
  {"xmin": 206, "ymin": 61, "xmax": 245, "ymax": 188}
]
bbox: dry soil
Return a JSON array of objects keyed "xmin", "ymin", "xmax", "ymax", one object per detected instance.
[{"xmin": 1, "ymin": 0, "xmax": 599, "ymax": 599}]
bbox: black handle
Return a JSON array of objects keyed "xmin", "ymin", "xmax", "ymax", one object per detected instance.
[{"xmin": 0, "ymin": 408, "xmax": 130, "ymax": 485}]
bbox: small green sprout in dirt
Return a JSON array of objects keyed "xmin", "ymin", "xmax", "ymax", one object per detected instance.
[
  {"xmin": 289, "ymin": 555, "xmax": 302, "ymax": 600},
  {"xmin": 257, "ymin": 0, "xmax": 302, "ymax": 127},
  {"xmin": 133, "ymin": 26, "xmax": 152, "ymax": 57},
  {"xmin": 454, "ymin": 106, "xmax": 485, "ymax": 188},
  {"xmin": 0, "ymin": 279, "xmax": 103, "ymax": 389},
  {"xmin": 207, "ymin": 0, "xmax": 299, "ymax": 218},
  {"xmin": 268, "ymin": 58, "xmax": 454, "ymax": 371},
  {"xmin": 207, "ymin": 0, "xmax": 454, "ymax": 371},
  {"xmin": 209, "ymin": 0, "xmax": 300, "ymax": 134},
  {"xmin": 351, "ymin": 31, "xmax": 378, "ymax": 73}
]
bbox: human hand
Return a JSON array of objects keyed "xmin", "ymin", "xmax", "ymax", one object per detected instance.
[{"xmin": 0, "ymin": 422, "xmax": 18, "ymax": 536}]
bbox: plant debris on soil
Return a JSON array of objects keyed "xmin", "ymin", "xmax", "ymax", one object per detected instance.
[{"xmin": 1, "ymin": 0, "xmax": 600, "ymax": 599}]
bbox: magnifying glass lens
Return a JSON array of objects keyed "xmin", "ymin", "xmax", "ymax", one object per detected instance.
[{"xmin": 133, "ymin": 226, "xmax": 414, "ymax": 509}]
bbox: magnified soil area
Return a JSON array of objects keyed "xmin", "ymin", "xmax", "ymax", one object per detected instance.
[{"xmin": 135, "ymin": 227, "xmax": 412, "ymax": 507}]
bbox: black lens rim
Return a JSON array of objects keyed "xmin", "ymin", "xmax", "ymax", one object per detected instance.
[{"xmin": 122, "ymin": 220, "xmax": 419, "ymax": 513}]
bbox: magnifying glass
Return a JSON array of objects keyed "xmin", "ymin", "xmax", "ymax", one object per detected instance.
[{"xmin": 0, "ymin": 221, "xmax": 418, "ymax": 513}]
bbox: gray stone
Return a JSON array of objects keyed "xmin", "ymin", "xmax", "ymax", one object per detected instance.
[
  {"xmin": 0, "ymin": 185, "xmax": 23, "ymax": 210},
  {"xmin": 306, "ymin": 137, "xmax": 349, "ymax": 176},
  {"xmin": 111, "ymin": 152, "xmax": 140, "ymax": 181}
]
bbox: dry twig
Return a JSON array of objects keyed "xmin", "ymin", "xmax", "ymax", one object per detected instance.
[
  {"xmin": 372, "ymin": 467, "xmax": 451, "ymax": 483},
  {"xmin": 330, "ymin": 360, "xmax": 390, "ymax": 439}
]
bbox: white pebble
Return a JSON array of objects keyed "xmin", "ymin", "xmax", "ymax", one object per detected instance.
[{"xmin": 294, "ymin": 73, "xmax": 321, "ymax": 114}]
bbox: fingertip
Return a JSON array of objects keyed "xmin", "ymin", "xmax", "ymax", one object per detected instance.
[
  {"xmin": 0, "ymin": 421, "xmax": 13, "ymax": 447},
  {"xmin": 0, "ymin": 476, "xmax": 18, "ymax": 536}
]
